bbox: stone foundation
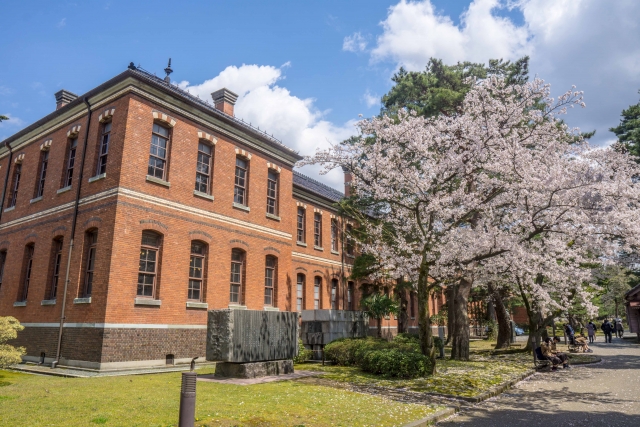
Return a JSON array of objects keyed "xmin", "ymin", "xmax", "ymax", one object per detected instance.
[
  {"xmin": 214, "ymin": 360, "xmax": 294, "ymax": 379},
  {"xmin": 12, "ymin": 325, "xmax": 206, "ymax": 370}
]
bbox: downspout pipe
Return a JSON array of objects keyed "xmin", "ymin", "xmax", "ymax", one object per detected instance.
[
  {"xmin": 54, "ymin": 96, "xmax": 92, "ymax": 367},
  {"xmin": 0, "ymin": 141, "xmax": 14, "ymax": 223}
]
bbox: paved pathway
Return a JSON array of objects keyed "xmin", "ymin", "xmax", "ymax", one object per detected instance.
[{"xmin": 438, "ymin": 338, "xmax": 640, "ymax": 426}]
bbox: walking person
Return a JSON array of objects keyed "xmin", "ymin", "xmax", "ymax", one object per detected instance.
[
  {"xmin": 587, "ymin": 321, "xmax": 596, "ymax": 343},
  {"xmin": 601, "ymin": 319, "xmax": 613, "ymax": 343},
  {"xmin": 616, "ymin": 320, "xmax": 624, "ymax": 338}
]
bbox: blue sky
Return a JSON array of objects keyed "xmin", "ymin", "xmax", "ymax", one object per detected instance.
[{"xmin": 1, "ymin": 1, "xmax": 639, "ymax": 189}]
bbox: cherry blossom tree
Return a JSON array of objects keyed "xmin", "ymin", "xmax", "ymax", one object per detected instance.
[{"xmin": 302, "ymin": 77, "xmax": 640, "ymax": 365}]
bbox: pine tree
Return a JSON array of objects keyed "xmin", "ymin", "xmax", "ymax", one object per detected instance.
[{"xmin": 610, "ymin": 90, "xmax": 640, "ymax": 159}]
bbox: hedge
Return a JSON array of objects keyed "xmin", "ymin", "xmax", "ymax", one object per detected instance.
[{"xmin": 324, "ymin": 334, "xmax": 432, "ymax": 378}]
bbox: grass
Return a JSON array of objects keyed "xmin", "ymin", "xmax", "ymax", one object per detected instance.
[
  {"xmin": 303, "ymin": 350, "xmax": 531, "ymax": 398},
  {"xmin": 0, "ymin": 369, "xmax": 440, "ymax": 427}
]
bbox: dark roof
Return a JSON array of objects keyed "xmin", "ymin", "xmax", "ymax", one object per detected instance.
[
  {"xmin": 293, "ymin": 171, "xmax": 344, "ymax": 203},
  {"xmin": 1, "ymin": 65, "xmax": 302, "ymax": 161},
  {"xmin": 625, "ymin": 283, "xmax": 640, "ymax": 300}
]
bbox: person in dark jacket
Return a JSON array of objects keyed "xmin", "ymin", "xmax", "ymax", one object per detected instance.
[
  {"xmin": 564, "ymin": 323, "xmax": 575, "ymax": 344},
  {"xmin": 601, "ymin": 320, "xmax": 613, "ymax": 343}
]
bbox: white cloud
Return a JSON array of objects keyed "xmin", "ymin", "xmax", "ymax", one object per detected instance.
[
  {"xmin": 363, "ymin": 90, "xmax": 380, "ymax": 108},
  {"xmin": 57, "ymin": 18, "xmax": 66, "ymax": 28},
  {"xmin": 180, "ymin": 64, "xmax": 358, "ymax": 190},
  {"xmin": 0, "ymin": 86, "xmax": 13, "ymax": 95},
  {"xmin": 343, "ymin": 32, "xmax": 368, "ymax": 52},
  {"xmin": 365, "ymin": 0, "xmax": 640, "ymax": 146},
  {"xmin": 371, "ymin": 0, "xmax": 528, "ymax": 69}
]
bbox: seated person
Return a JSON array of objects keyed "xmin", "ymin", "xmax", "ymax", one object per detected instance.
[
  {"xmin": 550, "ymin": 337, "xmax": 570, "ymax": 369},
  {"xmin": 574, "ymin": 334, "xmax": 591, "ymax": 352},
  {"xmin": 541, "ymin": 338, "xmax": 563, "ymax": 371}
]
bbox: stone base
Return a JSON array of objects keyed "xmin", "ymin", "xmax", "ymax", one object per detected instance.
[{"xmin": 214, "ymin": 360, "xmax": 294, "ymax": 379}]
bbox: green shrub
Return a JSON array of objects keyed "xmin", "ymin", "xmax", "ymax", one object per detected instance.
[
  {"xmin": 324, "ymin": 337, "xmax": 389, "ymax": 366},
  {"xmin": 325, "ymin": 335, "xmax": 431, "ymax": 378},
  {"xmin": 360, "ymin": 349, "xmax": 431, "ymax": 378},
  {"xmin": 294, "ymin": 338, "xmax": 313, "ymax": 364}
]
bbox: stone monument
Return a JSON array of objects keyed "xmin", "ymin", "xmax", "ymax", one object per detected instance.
[
  {"xmin": 301, "ymin": 310, "xmax": 367, "ymax": 360},
  {"xmin": 206, "ymin": 309, "xmax": 298, "ymax": 378}
]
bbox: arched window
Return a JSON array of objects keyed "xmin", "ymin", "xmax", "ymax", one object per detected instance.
[
  {"xmin": 265, "ymin": 256, "xmax": 277, "ymax": 306},
  {"xmin": 8, "ymin": 163, "xmax": 21, "ymax": 208},
  {"xmin": 296, "ymin": 273, "xmax": 305, "ymax": 312},
  {"xmin": 96, "ymin": 121, "xmax": 111, "ymax": 175},
  {"xmin": 266, "ymin": 170, "xmax": 279, "ymax": 215},
  {"xmin": 195, "ymin": 142, "xmax": 214, "ymax": 195},
  {"xmin": 188, "ymin": 241, "xmax": 207, "ymax": 302},
  {"xmin": 296, "ymin": 207, "xmax": 306, "ymax": 243},
  {"xmin": 82, "ymin": 230, "xmax": 98, "ymax": 297},
  {"xmin": 148, "ymin": 123, "xmax": 170, "ymax": 180},
  {"xmin": 347, "ymin": 281, "xmax": 354, "ymax": 310},
  {"xmin": 18, "ymin": 244, "xmax": 35, "ymax": 302},
  {"xmin": 0, "ymin": 250, "xmax": 6, "ymax": 290},
  {"xmin": 410, "ymin": 291, "xmax": 416, "ymax": 319},
  {"xmin": 313, "ymin": 276, "xmax": 322, "ymax": 309},
  {"xmin": 331, "ymin": 278, "xmax": 339, "ymax": 310},
  {"xmin": 137, "ymin": 230, "xmax": 162, "ymax": 298},
  {"xmin": 48, "ymin": 237, "xmax": 64, "ymax": 300},
  {"xmin": 230, "ymin": 249, "xmax": 245, "ymax": 304},
  {"xmin": 234, "ymin": 157, "xmax": 249, "ymax": 206},
  {"xmin": 62, "ymin": 137, "xmax": 78, "ymax": 188},
  {"xmin": 35, "ymin": 150, "xmax": 49, "ymax": 198}
]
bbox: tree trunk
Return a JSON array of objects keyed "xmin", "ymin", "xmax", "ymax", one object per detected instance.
[
  {"xmin": 451, "ymin": 276, "xmax": 472, "ymax": 360},
  {"xmin": 615, "ymin": 298, "xmax": 619, "ymax": 319},
  {"xmin": 398, "ymin": 291, "xmax": 408, "ymax": 334},
  {"xmin": 489, "ymin": 284, "xmax": 511, "ymax": 349},
  {"xmin": 417, "ymin": 258, "xmax": 436, "ymax": 374},
  {"xmin": 446, "ymin": 284, "xmax": 455, "ymax": 345},
  {"xmin": 376, "ymin": 318, "xmax": 382, "ymax": 338}
]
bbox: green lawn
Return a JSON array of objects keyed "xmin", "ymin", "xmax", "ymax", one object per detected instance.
[
  {"xmin": 0, "ymin": 369, "xmax": 440, "ymax": 427},
  {"xmin": 304, "ymin": 351, "xmax": 531, "ymax": 398}
]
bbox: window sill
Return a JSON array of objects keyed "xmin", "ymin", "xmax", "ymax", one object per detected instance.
[
  {"xmin": 346, "ymin": 254, "xmax": 355, "ymax": 259},
  {"xmin": 331, "ymin": 250, "xmax": 340, "ymax": 256},
  {"xmin": 296, "ymin": 242, "xmax": 307, "ymax": 247},
  {"xmin": 88, "ymin": 173, "xmax": 106, "ymax": 183},
  {"xmin": 4, "ymin": 206, "xmax": 15, "ymax": 213},
  {"xmin": 411, "ymin": 317, "xmax": 416, "ymax": 320},
  {"xmin": 266, "ymin": 213, "xmax": 281, "ymax": 221},
  {"xmin": 135, "ymin": 298, "xmax": 161, "ymax": 306},
  {"xmin": 74, "ymin": 297, "xmax": 92, "ymax": 304},
  {"xmin": 57, "ymin": 186, "xmax": 72, "ymax": 194},
  {"xmin": 41, "ymin": 299, "xmax": 56, "ymax": 306},
  {"xmin": 264, "ymin": 306, "xmax": 280, "ymax": 311},
  {"xmin": 13, "ymin": 301, "xmax": 26, "ymax": 307},
  {"xmin": 146, "ymin": 175, "xmax": 170, "ymax": 188},
  {"xmin": 30, "ymin": 196, "xmax": 43, "ymax": 204},
  {"xmin": 232, "ymin": 202, "xmax": 250, "ymax": 212},
  {"xmin": 193, "ymin": 190, "xmax": 214, "ymax": 201},
  {"xmin": 228, "ymin": 304, "xmax": 247, "ymax": 310},
  {"xmin": 186, "ymin": 301, "xmax": 208, "ymax": 309},
  {"xmin": 314, "ymin": 246, "xmax": 324, "ymax": 252}
]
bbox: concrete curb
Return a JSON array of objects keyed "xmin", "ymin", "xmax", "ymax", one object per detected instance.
[{"xmin": 402, "ymin": 407, "xmax": 458, "ymax": 427}]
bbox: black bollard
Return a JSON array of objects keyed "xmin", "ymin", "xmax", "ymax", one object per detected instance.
[{"xmin": 178, "ymin": 359, "xmax": 198, "ymax": 427}]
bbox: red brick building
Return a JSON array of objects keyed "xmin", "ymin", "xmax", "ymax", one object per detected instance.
[{"xmin": 0, "ymin": 66, "xmax": 430, "ymax": 370}]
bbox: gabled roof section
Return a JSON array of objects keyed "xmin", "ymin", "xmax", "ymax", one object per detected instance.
[
  {"xmin": 1, "ymin": 65, "xmax": 303, "ymax": 163},
  {"xmin": 625, "ymin": 283, "xmax": 640, "ymax": 300},
  {"xmin": 293, "ymin": 170, "xmax": 344, "ymax": 203}
]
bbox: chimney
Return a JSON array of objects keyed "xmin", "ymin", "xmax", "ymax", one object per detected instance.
[
  {"xmin": 342, "ymin": 166, "xmax": 353, "ymax": 197},
  {"xmin": 54, "ymin": 89, "xmax": 78, "ymax": 110},
  {"xmin": 211, "ymin": 88, "xmax": 238, "ymax": 116}
]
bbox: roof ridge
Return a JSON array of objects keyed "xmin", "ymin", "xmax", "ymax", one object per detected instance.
[{"xmin": 293, "ymin": 170, "xmax": 344, "ymax": 196}]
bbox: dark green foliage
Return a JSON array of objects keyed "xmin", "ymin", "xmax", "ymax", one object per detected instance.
[
  {"xmin": 294, "ymin": 338, "xmax": 313, "ymax": 364},
  {"xmin": 324, "ymin": 335, "xmax": 431, "ymax": 378},
  {"xmin": 381, "ymin": 56, "xmax": 529, "ymax": 118},
  {"xmin": 0, "ymin": 115, "xmax": 8, "ymax": 123},
  {"xmin": 350, "ymin": 253, "xmax": 379, "ymax": 281},
  {"xmin": 610, "ymin": 90, "xmax": 640, "ymax": 160},
  {"xmin": 360, "ymin": 349, "xmax": 431, "ymax": 378}
]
